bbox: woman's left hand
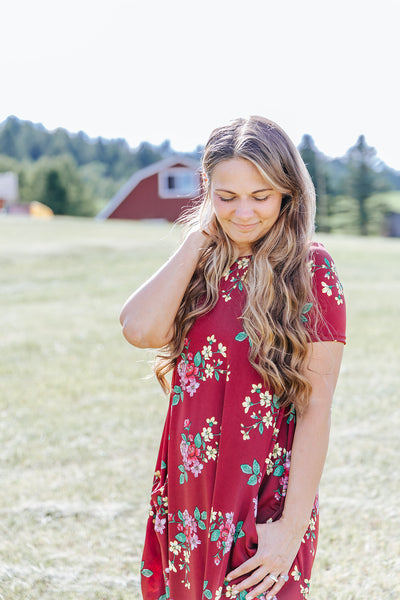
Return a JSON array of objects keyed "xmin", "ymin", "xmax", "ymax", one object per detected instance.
[{"xmin": 226, "ymin": 518, "xmax": 305, "ymax": 599}]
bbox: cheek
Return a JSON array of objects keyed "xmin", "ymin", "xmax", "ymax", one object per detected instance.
[
  {"xmin": 257, "ymin": 206, "xmax": 280, "ymax": 230},
  {"xmin": 265, "ymin": 200, "xmax": 282, "ymax": 220},
  {"xmin": 212, "ymin": 200, "xmax": 229, "ymax": 221}
]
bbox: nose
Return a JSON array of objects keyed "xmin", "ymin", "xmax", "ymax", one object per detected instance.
[{"xmin": 235, "ymin": 198, "xmax": 254, "ymax": 221}]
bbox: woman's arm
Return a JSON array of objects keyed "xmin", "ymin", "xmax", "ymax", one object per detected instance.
[
  {"xmin": 280, "ymin": 341, "xmax": 344, "ymax": 533},
  {"xmin": 226, "ymin": 341, "xmax": 344, "ymax": 600},
  {"xmin": 120, "ymin": 229, "xmax": 209, "ymax": 348}
]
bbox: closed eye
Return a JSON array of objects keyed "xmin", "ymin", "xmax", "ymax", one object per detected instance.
[
  {"xmin": 217, "ymin": 195, "xmax": 235, "ymax": 202},
  {"xmin": 216, "ymin": 194, "xmax": 271, "ymax": 202}
]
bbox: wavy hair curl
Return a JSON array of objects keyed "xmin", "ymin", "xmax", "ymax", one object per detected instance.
[{"xmin": 155, "ymin": 116, "xmax": 316, "ymax": 413}]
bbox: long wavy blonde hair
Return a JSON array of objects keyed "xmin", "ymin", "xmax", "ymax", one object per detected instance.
[{"xmin": 155, "ymin": 116, "xmax": 316, "ymax": 413}]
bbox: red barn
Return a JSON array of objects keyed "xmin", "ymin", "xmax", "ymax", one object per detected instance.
[{"xmin": 97, "ymin": 156, "xmax": 202, "ymax": 221}]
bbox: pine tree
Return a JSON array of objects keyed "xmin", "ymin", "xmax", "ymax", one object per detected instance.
[
  {"xmin": 298, "ymin": 135, "xmax": 329, "ymax": 232},
  {"xmin": 346, "ymin": 135, "xmax": 377, "ymax": 235},
  {"xmin": 43, "ymin": 169, "xmax": 68, "ymax": 214}
]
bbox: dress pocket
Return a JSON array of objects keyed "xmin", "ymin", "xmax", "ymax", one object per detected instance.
[{"xmin": 228, "ymin": 506, "xmax": 258, "ymax": 573}]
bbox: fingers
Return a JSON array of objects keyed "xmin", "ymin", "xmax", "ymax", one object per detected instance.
[
  {"xmin": 240, "ymin": 572, "xmax": 289, "ymax": 600},
  {"xmin": 229, "ymin": 566, "xmax": 269, "ymax": 595},
  {"xmin": 260, "ymin": 573, "xmax": 289, "ymax": 599},
  {"xmin": 226, "ymin": 556, "xmax": 260, "ymax": 582},
  {"xmin": 245, "ymin": 575, "xmax": 278, "ymax": 600},
  {"xmin": 227, "ymin": 569, "xmax": 290, "ymax": 600}
]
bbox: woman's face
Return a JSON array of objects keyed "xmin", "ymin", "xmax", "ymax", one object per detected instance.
[{"xmin": 210, "ymin": 157, "xmax": 283, "ymax": 256}]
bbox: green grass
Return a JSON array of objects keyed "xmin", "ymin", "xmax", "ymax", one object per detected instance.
[{"xmin": 0, "ymin": 216, "xmax": 399, "ymax": 599}]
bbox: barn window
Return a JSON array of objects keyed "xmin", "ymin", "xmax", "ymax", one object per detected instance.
[{"xmin": 159, "ymin": 168, "xmax": 199, "ymax": 198}]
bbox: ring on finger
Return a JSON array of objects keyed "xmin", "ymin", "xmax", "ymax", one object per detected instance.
[
  {"xmin": 279, "ymin": 574, "xmax": 289, "ymax": 582},
  {"xmin": 268, "ymin": 574, "xmax": 279, "ymax": 583}
]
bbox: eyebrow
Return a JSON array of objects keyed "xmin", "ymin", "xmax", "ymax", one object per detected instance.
[{"xmin": 215, "ymin": 188, "xmax": 273, "ymax": 194}]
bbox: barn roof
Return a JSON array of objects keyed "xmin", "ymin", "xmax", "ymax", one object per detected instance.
[{"xmin": 96, "ymin": 155, "xmax": 200, "ymax": 220}]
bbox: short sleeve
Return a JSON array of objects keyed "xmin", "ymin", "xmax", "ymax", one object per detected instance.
[{"xmin": 302, "ymin": 243, "xmax": 346, "ymax": 344}]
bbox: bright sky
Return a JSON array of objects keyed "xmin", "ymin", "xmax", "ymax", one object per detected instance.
[{"xmin": 1, "ymin": 0, "xmax": 399, "ymax": 169}]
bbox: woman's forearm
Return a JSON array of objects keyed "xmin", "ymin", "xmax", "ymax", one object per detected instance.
[
  {"xmin": 120, "ymin": 230, "xmax": 209, "ymax": 348},
  {"xmin": 281, "ymin": 401, "xmax": 331, "ymax": 537},
  {"xmin": 280, "ymin": 341, "xmax": 344, "ymax": 537}
]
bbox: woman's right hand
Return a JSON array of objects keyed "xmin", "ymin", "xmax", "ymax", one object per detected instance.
[{"xmin": 120, "ymin": 228, "xmax": 210, "ymax": 349}]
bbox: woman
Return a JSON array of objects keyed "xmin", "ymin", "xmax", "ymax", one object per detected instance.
[{"xmin": 120, "ymin": 116, "xmax": 346, "ymax": 600}]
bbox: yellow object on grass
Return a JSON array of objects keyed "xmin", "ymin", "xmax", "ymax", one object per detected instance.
[{"xmin": 29, "ymin": 201, "xmax": 54, "ymax": 218}]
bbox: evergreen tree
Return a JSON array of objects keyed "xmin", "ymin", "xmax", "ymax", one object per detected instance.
[
  {"xmin": 346, "ymin": 135, "xmax": 377, "ymax": 235},
  {"xmin": 43, "ymin": 169, "xmax": 68, "ymax": 214},
  {"xmin": 298, "ymin": 135, "xmax": 329, "ymax": 231},
  {"xmin": 47, "ymin": 128, "xmax": 74, "ymax": 157},
  {"xmin": 70, "ymin": 131, "xmax": 95, "ymax": 165},
  {"xmin": 0, "ymin": 116, "xmax": 20, "ymax": 158},
  {"xmin": 136, "ymin": 142, "xmax": 162, "ymax": 169}
]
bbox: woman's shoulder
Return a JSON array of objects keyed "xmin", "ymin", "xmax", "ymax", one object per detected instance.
[
  {"xmin": 307, "ymin": 241, "xmax": 342, "ymax": 284},
  {"xmin": 307, "ymin": 241, "xmax": 339, "ymax": 270},
  {"xmin": 308, "ymin": 240, "xmax": 332, "ymax": 260},
  {"xmin": 305, "ymin": 241, "xmax": 346, "ymax": 343}
]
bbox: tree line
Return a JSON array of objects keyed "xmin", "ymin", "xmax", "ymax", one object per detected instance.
[{"xmin": 1, "ymin": 116, "xmax": 399, "ymax": 234}]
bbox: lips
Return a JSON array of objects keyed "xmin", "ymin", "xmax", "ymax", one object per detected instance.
[{"xmin": 233, "ymin": 223, "xmax": 258, "ymax": 231}]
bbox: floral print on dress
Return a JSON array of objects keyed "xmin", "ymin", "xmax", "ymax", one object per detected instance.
[
  {"xmin": 179, "ymin": 417, "xmax": 220, "ymax": 483},
  {"xmin": 302, "ymin": 497, "xmax": 319, "ymax": 557},
  {"xmin": 265, "ymin": 448, "xmax": 291, "ymax": 501},
  {"xmin": 215, "ymin": 581, "xmax": 277, "ymax": 600},
  {"xmin": 202, "ymin": 580, "xmax": 214, "ymax": 599},
  {"xmin": 173, "ymin": 336, "xmax": 230, "ymax": 404},
  {"xmin": 291, "ymin": 564, "xmax": 311, "ymax": 599},
  {"xmin": 141, "ymin": 560, "xmax": 153, "ymax": 579},
  {"xmin": 240, "ymin": 458, "xmax": 263, "ymax": 486},
  {"xmin": 240, "ymin": 383, "xmax": 281, "ymax": 440},
  {"xmin": 149, "ymin": 489, "xmax": 169, "ymax": 535},
  {"xmin": 209, "ymin": 509, "xmax": 245, "ymax": 566},
  {"xmin": 168, "ymin": 507, "xmax": 207, "ymax": 590},
  {"xmin": 221, "ymin": 257, "xmax": 251, "ymax": 302},
  {"xmin": 311, "ymin": 254, "xmax": 344, "ymax": 306},
  {"xmin": 165, "ymin": 507, "xmax": 246, "ymax": 592}
]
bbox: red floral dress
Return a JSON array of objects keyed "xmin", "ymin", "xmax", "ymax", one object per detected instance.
[{"xmin": 141, "ymin": 243, "xmax": 346, "ymax": 600}]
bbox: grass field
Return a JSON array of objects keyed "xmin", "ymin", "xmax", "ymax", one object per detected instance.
[{"xmin": 0, "ymin": 216, "xmax": 399, "ymax": 600}]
